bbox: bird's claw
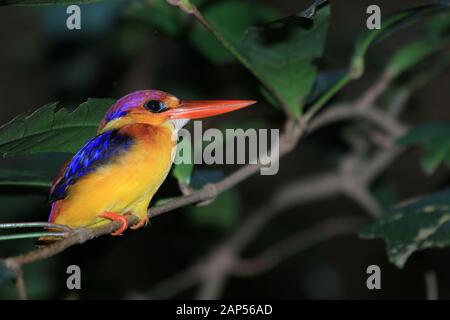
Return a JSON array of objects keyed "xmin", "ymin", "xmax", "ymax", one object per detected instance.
[
  {"xmin": 98, "ymin": 212, "xmax": 129, "ymax": 236},
  {"xmin": 130, "ymin": 215, "xmax": 149, "ymax": 230}
]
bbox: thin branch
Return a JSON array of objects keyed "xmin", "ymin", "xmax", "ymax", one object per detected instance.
[
  {"xmin": 308, "ymin": 105, "xmax": 407, "ymax": 137},
  {"xmin": 148, "ymin": 265, "xmax": 200, "ymax": 299},
  {"xmin": 307, "ymin": 64, "xmax": 403, "ymax": 135},
  {"xmin": 151, "ymin": 107, "xmax": 405, "ymax": 298},
  {"xmin": 232, "ymin": 216, "xmax": 366, "ymax": 277},
  {"xmin": 151, "ymin": 141, "xmax": 400, "ymax": 299},
  {"xmin": 225, "ymin": 173, "xmax": 342, "ymax": 250},
  {"xmin": 354, "ymin": 71, "xmax": 392, "ymax": 110},
  {"xmin": 195, "ymin": 247, "xmax": 235, "ymax": 300},
  {"xmin": 196, "ymin": 273, "xmax": 227, "ymax": 300},
  {"xmin": 360, "ymin": 148, "xmax": 404, "ymax": 184},
  {"xmin": 15, "ymin": 269, "xmax": 27, "ymax": 300},
  {"xmin": 425, "ymin": 270, "xmax": 439, "ymax": 300},
  {"xmin": 226, "ymin": 142, "xmax": 395, "ymax": 259},
  {"xmin": 343, "ymin": 185, "xmax": 382, "ymax": 217},
  {"xmin": 4, "ymin": 218, "xmax": 133, "ymax": 270},
  {"xmin": 145, "ymin": 172, "xmax": 342, "ymax": 299}
]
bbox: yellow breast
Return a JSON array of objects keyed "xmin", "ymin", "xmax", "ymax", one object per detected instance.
[{"xmin": 52, "ymin": 124, "xmax": 176, "ymax": 228}]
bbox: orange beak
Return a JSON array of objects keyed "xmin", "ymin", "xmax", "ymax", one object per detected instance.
[{"xmin": 166, "ymin": 100, "xmax": 256, "ymax": 119}]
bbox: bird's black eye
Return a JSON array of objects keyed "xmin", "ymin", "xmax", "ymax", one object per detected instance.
[{"xmin": 144, "ymin": 100, "xmax": 167, "ymax": 113}]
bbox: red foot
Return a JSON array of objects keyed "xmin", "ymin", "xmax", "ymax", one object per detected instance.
[
  {"xmin": 99, "ymin": 212, "xmax": 129, "ymax": 236},
  {"xmin": 130, "ymin": 215, "xmax": 149, "ymax": 230}
]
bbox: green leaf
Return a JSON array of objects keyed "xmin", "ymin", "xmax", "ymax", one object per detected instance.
[
  {"xmin": 172, "ymin": 136, "xmax": 194, "ymax": 185},
  {"xmin": 360, "ymin": 188, "xmax": 450, "ymax": 268},
  {"xmin": 387, "ymin": 10, "xmax": 450, "ymax": 77},
  {"xmin": 0, "ymin": 0, "xmax": 106, "ymax": 5},
  {"xmin": 387, "ymin": 40, "xmax": 444, "ymax": 77},
  {"xmin": 0, "ymin": 99, "xmax": 114, "ymax": 157},
  {"xmin": 397, "ymin": 123, "xmax": 450, "ymax": 175},
  {"xmin": 242, "ymin": 0, "xmax": 331, "ymax": 116},
  {"xmin": 172, "ymin": 163, "xmax": 193, "ymax": 186},
  {"xmin": 188, "ymin": 189, "xmax": 241, "ymax": 230},
  {"xmin": 351, "ymin": 3, "xmax": 449, "ymax": 78},
  {"xmin": 0, "ymin": 170, "xmax": 53, "ymax": 188},
  {"xmin": 189, "ymin": 1, "xmax": 278, "ymax": 64}
]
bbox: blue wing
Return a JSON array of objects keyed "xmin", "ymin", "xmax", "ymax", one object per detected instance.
[{"xmin": 49, "ymin": 129, "xmax": 134, "ymax": 203}]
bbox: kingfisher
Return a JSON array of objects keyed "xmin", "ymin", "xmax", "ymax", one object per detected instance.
[{"xmin": 45, "ymin": 90, "xmax": 255, "ymax": 236}]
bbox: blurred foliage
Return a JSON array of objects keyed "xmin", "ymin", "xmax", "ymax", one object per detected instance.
[
  {"xmin": 398, "ymin": 124, "xmax": 450, "ymax": 175},
  {"xmin": 351, "ymin": 2, "xmax": 448, "ymax": 78},
  {"xmin": 386, "ymin": 11, "xmax": 450, "ymax": 77},
  {"xmin": 388, "ymin": 40, "xmax": 443, "ymax": 77}
]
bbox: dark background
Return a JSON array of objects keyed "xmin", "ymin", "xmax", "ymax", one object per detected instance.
[{"xmin": 0, "ymin": 0, "xmax": 449, "ymax": 299}]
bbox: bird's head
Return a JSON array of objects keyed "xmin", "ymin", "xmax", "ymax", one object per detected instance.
[{"xmin": 98, "ymin": 90, "xmax": 256, "ymax": 133}]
